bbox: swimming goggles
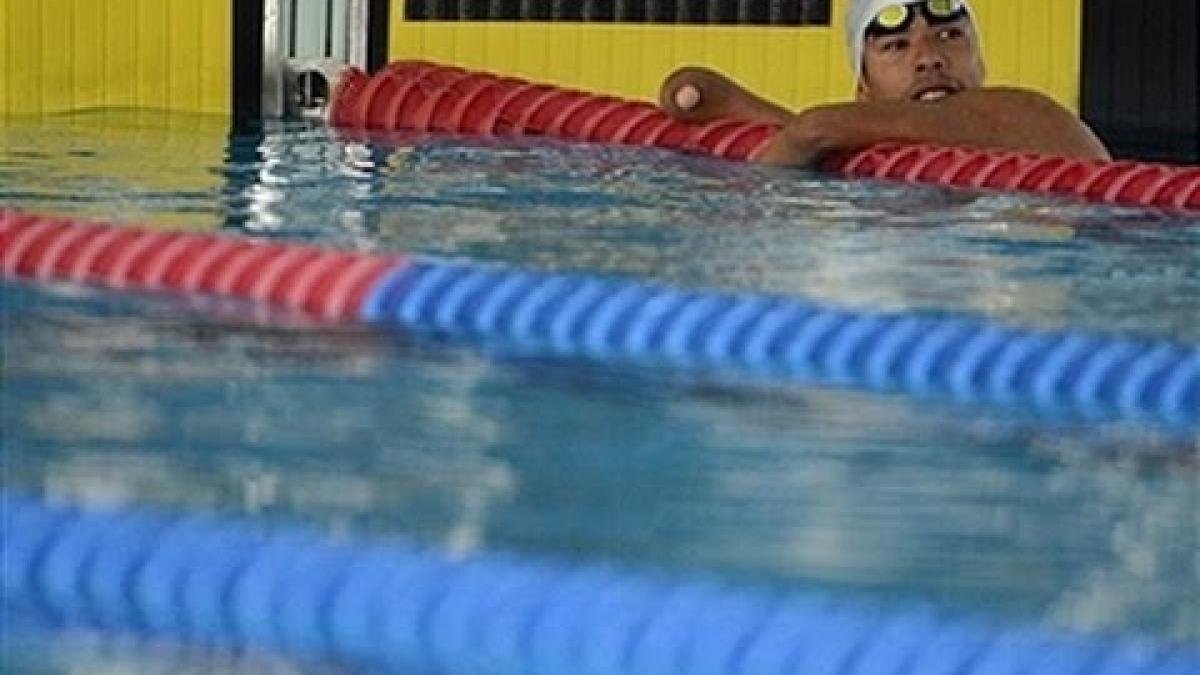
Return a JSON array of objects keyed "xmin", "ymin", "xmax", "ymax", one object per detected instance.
[{"xmin": 867, "ymin": 0, "xmax": 968, "ymax": 36}]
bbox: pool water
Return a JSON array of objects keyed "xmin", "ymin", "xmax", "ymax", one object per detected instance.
[{"xmin": 2, "ymin": 111, "xmax": 1198, "ymax": 672}]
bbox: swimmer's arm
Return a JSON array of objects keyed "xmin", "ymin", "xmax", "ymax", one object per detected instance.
[
  {"xmin": 659, "ymin": 66, "xmax": 796, "ymax": 127},
  {"xmin": 764, "ymin": 88, "xmax": 1112, "ymax": 166}
]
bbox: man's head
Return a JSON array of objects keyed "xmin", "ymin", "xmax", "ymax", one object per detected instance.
[{"xmin": 846, "ymin": 0, "xmax": 985, "ymax": 102}]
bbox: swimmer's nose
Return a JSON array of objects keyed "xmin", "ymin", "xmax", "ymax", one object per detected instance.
[
  {"xmin": 915, "ymin": 52, "xmax": 947, "ymax": 73},
  {"xmin": 913, "ymin": 34, "xmax": 948, "ymax": 73}
]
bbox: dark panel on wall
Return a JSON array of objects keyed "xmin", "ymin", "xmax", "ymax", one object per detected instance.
[
  {"xmin": 1081, "ymin": 0, "xmax": 1199, "ymax": 163},
  {"xmin": 232, "ymin": 0, "xmax": 265, "ymax": 122},
  {"xmin": 404, "ymin": 0, "xmax": 830, "ymax": 24},
  {"xmin": 368, "ymin": 0, "xmax": 392, "ymax": 72}
]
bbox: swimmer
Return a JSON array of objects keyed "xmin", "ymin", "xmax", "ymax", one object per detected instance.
[{"xmin": 660, "ymin": 0, "xmax": 1111, "ymax": 166}]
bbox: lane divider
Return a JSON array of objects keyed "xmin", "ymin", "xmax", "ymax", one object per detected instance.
[
  {"xmin": 329, "ymin": 61, "xmax": 1200, "ymax": 212},
  {"xmin": 329, "ymin": 60, "xmax": 776, "ymax": 161},
  {"xmin": 5, "ymin": 493, "xmax": 1197, "ymax": 675},
  {"xmin": 0, "ymin": 210, "xmax": 403, "ymax": 322},
  {"xmin": 3, "ymin": 210, "xmax": 1197, "ymax": 429}
]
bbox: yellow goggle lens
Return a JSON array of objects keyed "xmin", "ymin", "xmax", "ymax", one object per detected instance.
[
  {"xmin": 874, "ymin": 5, "xmax": 911, "ymax": 30},
  {"xmin": 870, "ymin": 1, "xmax": 964, "ymax": 33},
  {"xmin": 926, "ymin": 0, "xmax": 961, "ymax": 18}
]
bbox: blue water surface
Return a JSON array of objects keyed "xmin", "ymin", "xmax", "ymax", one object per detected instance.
[{"xmin": 2, "ymin": 111, "xmax": 1198, "ymax": 673}]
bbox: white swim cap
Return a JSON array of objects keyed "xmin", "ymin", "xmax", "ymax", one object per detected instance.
[{"xmin": 846, "ymin": 0, "xmax": 976, "ymax": 86}]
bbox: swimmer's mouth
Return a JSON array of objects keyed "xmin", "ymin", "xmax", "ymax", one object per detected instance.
[{"xmin": 913, "ymin": 86, "xmax": 959, "ymax": 103}]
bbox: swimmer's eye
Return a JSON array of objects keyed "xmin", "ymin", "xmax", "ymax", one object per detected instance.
[
  {"xmin": 937, "ymin": 26, "xmax": 965, "ymax": 41},
  {"xmin": 879, "ymin": 38, "xmax": 910, "ymax": 53}
]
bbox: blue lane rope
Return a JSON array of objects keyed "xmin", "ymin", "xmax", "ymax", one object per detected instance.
[
  {"xmin": 361, "ymin": 259, "xmax": 1200, "ymax": 429},
  {"xmin": 4, "ymin": 493, "xmax": 1197, "ymax": 675}
]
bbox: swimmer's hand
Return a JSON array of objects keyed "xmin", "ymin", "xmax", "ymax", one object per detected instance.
[
  {"xmin": 672, "ymin": 83, "xmax": 703, "ymax": 116},
  {"xmin": 658, "ymin": 67, "xmax": 828, "ymax": 167},
  {"xmin": 658, "ymin": 67, "xmax": 795, "ymax": 127}
]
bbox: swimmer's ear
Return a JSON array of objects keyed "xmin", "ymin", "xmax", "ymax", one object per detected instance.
[{"xmin": 855, "ymin": 74, "xmax": 872, "ymax": 102}]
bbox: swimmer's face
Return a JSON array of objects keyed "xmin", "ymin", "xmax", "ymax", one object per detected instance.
[{"xmin": 857, "ymin": 14, "xmax": 985, "ymax": 103}]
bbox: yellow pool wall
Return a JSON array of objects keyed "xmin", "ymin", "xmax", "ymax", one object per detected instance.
[
  {"xmin": 1, "ymin": 0, "xmax": 230, "ymax": 115},
  {"xmin": 387, "ymin": 0, "xmax": 1083, "ymax": 112},
  {"xmin": 0, "ymin": 0, "xmax": 1081, "ymax": 115}
]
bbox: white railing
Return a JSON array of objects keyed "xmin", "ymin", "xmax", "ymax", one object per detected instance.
[{"xmin": 264, "ymin": 0, "xmax": 371, "ymax": 118}]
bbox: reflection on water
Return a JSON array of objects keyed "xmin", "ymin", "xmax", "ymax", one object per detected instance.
[
  {"xmin": 0, "ymin": 110, "xmax": 230, "ymax": 230},
  {"xmin": 1, "ymin": 112, "xmax": 1199, "ymax": 671},
  {"xmin": 4, "ymin": 619, "xmax": 321, "ymax": 674}
]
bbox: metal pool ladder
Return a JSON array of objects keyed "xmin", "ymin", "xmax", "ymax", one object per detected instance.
[{"xmin": 264, "ymin": 0, "xmax": 375, "ymax": 119}]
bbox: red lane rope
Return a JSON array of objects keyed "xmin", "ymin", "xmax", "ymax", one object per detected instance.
[
  {"xmin": 0, "ymin": 210, "xmax": 405, "ymax": 321},
  {"xmin": 836, "ymin": 142, "xmax": 1200, "ymax": 210},
  {"xmin": 330, "ymin": 60, "xmax": 1200, "ymax": 212},
  {"xmin": 330, "ymin": 61, "xmax": 776, "ymax": 163}
]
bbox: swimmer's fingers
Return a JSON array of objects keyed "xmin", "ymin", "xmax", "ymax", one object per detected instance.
[
  {"xmin": 658, "ymin": 66, "xmax": 724, "ymax": 122},
  {"xmin": 675, "ymin": 85, "xmax": 702, "ymax": 113}
]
